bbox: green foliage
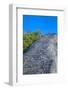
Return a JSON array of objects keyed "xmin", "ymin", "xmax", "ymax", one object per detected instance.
[{"xmin": 23, "ymin": 31, "xmax": 40, "ymax": 53}]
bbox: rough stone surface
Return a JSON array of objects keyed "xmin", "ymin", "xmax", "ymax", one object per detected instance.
[{"xmin": 23, "ymin": 34, "xmax": 57, "ymax": 74}]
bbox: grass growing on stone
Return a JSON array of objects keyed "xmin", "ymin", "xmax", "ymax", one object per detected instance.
[{"xmin": 23, "ymin": 31, "xmax": 40, "ymax": 53}]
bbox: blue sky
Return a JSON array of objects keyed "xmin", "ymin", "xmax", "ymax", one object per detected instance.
[{"xmin": 23, "ymin": 15, "xmax": 57, "ymax": 34}]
